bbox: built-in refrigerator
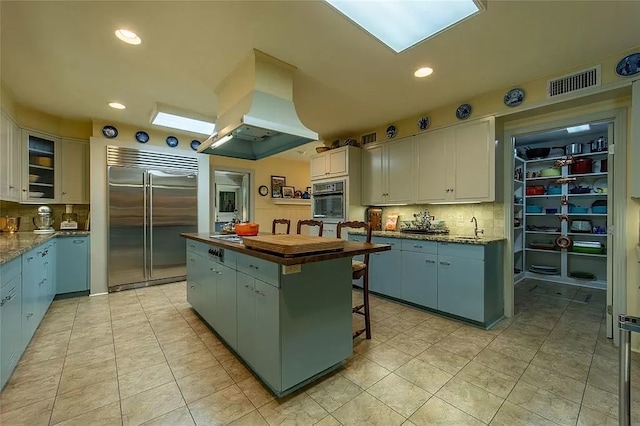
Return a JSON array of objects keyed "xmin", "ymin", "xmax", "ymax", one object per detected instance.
[{"xmin": 107, "ymin": 146, "xmax": 198, "ymax": 291}]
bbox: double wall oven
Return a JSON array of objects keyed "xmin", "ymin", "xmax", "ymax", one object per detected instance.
[{"xmin": 312, "ymin": 180, "xmax": 345, "ymax": 223}]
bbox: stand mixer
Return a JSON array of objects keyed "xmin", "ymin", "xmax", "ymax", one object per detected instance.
[{"xmin": 33, "ymin": 205, "xmax": 55, "ymax": 234}]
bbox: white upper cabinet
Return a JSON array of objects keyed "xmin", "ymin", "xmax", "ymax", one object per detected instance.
[
  {"xmin": 310, "ymin": 146, "xmax": 360, "ymax": 181},
  {"xmin": 362, "ymin": 137, "xmax": 415, "ymax": 205},
  {"xmin": 416, "ymin": 117, "xmax": 495, "ymax": 203},
  {"xmin": 0, "ymin": 112, "xmax": 22, "ymax": 202},
  {"xmin": 60, "ymin": 139, "xmax": 89, "ymax": 204}
]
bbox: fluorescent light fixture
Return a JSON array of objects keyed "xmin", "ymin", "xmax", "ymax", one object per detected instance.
[
  {"xmin": 566, "ymin": 124, "xmax": 590, "ymax": 134},
  {"xmin": 429, "ymin": 201, "xmax": 482, "ymax": 205},
  {"xmin": 210, "ymin": 134, "xmax": 233, "ymax": 149},
  {"xmin": 325, "ymin": 0, "xmax": 482, "ymax": 53},
  {"xmin": 108, "ymin": 102, "xmax": 126, "ymax": 110},
  {"xmin": 151, "ymin": 110, "xmax": 215, "ymax": 136},
  {"xmin": 115, "ymin": 29, "xmax": 142, "ymax": 45},
  {"xmin": 414, "ymin": 67, "xmax": 434, "ymax": 78}
]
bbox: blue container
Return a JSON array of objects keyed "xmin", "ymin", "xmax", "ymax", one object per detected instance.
[
  {"xmin": 568, "ymin": 206, "xmax": 589, "ymax": 214},
  {"xmin": 592, "ymin": 206, "xmax": 607, "ymax": 214},
  {"xmin": 547, "ymin": 185, "xmax": 562, "ymax": 195},
  {"xmin": 546, "ymin": 208, "xmax": 558, "ymax": 214},
  {"xmin": 526, "ymin": 205, "xmax": 543, "ymax": 213}
]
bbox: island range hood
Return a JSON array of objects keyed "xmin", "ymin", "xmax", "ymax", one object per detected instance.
[{"xmin": 198, "ymin": 50, "xmax": 318, "ymax": 160}]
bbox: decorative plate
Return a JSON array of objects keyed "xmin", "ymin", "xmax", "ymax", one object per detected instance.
[
  {"xmin": 135, "ymin": 131, "xmax": 149, "ymax": 143},
  {"xmin": 417, "ymin": 116, "xmax": 430, "ymax": 131},
  {"xmin": 455, "ymin": 104, "xmax": 472, "ymax": 120},
  {"xmin": 166, "ymin": 136, "xmax": 179, "ymax": 148},
  {"xmin": 386, "ymin": 125, "xmax": 397, "ymax": 139},
  {"xmin": 258, "ymin": 185, "xmax": 269, "ymax": 196},
  {"xmin": 615, "ymin": 52, "xmax": 640, "ymax": 77},
  {"xmin": 102, "ymin": 125, "xmax": 118, "ymax": 139},
  {"xmin": 190, "ymin": 140, "xmax": 201, "ymax": 151},
  {"xmin": 504, "ymin": 88, "xmax": 525, "ymax": 107}
]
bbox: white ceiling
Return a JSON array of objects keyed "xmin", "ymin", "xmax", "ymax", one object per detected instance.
[{"xmin": 1, "ymin": 1, "xmax": 639, "ymax": 148}]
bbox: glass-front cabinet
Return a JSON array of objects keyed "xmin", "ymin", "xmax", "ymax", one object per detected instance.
[{"xmin": 24, "ymin": 131, "xmax": 58, "ymax": 202}]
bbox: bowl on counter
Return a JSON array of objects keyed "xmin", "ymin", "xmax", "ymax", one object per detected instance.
[{"xmin": 235, "ymin": 222, "xmax": 259, "ymax": 236}]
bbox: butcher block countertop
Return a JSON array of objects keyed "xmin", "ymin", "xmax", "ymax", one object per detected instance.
[
  {"xmin": 349, "ymin": 230, "xmax": 505, "ymax": 245},
  {"xmin": 181, "ymin": 233, "xmax": 390, "ymax": 265}
]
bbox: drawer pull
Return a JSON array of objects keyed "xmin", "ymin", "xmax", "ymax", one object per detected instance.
[
  {"xmin": 425, "ymin": 259, "xmax": 436, "ymax": 264},
  {"xmin": 190, "ymin": 286, "xmax": 195, "ymax": 289},
  {"xmin": 73, "ymin": 240, "xmax": 84, "ymax": 244},
  {"xmin": 190, "ymin": 259, "xmax": 195, "ymax": 262},
  {"xmin": 414, "ymin": 245, "xmax": 423, "ymax": 248},
  {"xmin": 255, "ymin": 290, "xmax": 265, "ymax": 296},
  {"xmin": 440, "ymin": 261, "xmax": 451, "ymax": 266},
  {"xmin": 210, "ymin": 268, "xmax": 217, "ymax": 272},
  {"xmin": 27, "ymin": 313, "xmax": 33, "ymax": 319}
]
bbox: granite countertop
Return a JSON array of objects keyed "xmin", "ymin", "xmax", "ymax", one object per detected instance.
[
  {"xmin": 348, "ymin": 230, "xmax": 505, "ymax": 245},
  {"xmin": 0, "ymin": 231, "xmax": 90, "ymax": 265}
]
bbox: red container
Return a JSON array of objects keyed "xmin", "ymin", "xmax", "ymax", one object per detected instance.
[
  {"xmin": 526, "ymin": 185, "xmax": 545, "ymax": 196},
  {"xmin": 570, "ymin": 158, "xmax": 593, "ymax": 174},
  {"xmin": 235, "ymin": 222, "xmax": 259, "ymax": 236}
]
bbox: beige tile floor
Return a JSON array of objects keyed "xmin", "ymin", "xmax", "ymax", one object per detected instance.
[{"xmin": 1, "ymin": 278, "xmax": 638, "ymax": 425}]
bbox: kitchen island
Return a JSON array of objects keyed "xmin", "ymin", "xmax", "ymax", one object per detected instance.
[{"xmin": 181, "ymin": 232, "xmax": 390, "ymax": 397}]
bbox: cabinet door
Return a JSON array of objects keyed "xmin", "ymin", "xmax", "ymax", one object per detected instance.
[
  {"xmin": 1, "ymin": 275, "xmax": 22, "ymax": 389},
  {"xmin": 437, "ymin": 255, "xmax": 484, "ymax": 321},
  {"xmin": 453, "ymin": 119, "xmax": 494, "ymax": 202},
  {"xmin": 253, "ymin": 279, "xmax": 281, "ymax": 390},
  {"xmin": 56, "ymin": 237, "xmax": 89, "ymax": 294},
  {"xmin": 387, "ymin": 138, "xmax": 415, "ymax": 204},
  {"xmin": 236, "ymin": 272, "xmax": 255, "ymax": 365},
  {"xmin": 362, "ymin": 145, "xmax": 384, "ymax": 205},
  {"xmin": 0, "ymin": 113, "xmax": 11, "ymax": 200},
  {"xmin": 401, "ymin": 251, "xmax": 438, "ymax": 309},
  {"xmin": 416, "ymin": 129, "xmax": 449, "ymax": 203},
  {"xmin": 327, "ymin": 149, "xmax": 348, "ymax": 177},
  {"xmin": 10, "ymin": 121, "xmax": 21, "ymax": 201},
  {"xmin": 60, "ymin": 140, "xmax": 88, "ymax": 204},
  {"xmin": 200, "ymin": 260, "xmax": 217, "ymax": 325},
  {"xmin": 22, "ymin": 249, "xmax": 43, "ymax": 347},
  {"xmin": 310, "ymin": 155, "xmax": 327, "ymax": 179},
  {"xmin": 186, "ymin": 253, "xmax": 202, "ymax": 314},
  {"xmin": 215, "ymin": 264, "xmax": 237, "ymax": 349},
  {"xmin": 369, "ymin": 249, "xmax": 402, "ymax": 299},
  {"xmin": 23, "ymin": 131, "xmax": 58, "ymax": 202}
]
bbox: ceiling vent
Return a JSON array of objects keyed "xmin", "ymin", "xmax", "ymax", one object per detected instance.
[
  {"xmin": 547, "ymin": 65, "xmax": 601, "ymax": 98},
  {"xmin": 361, "ymin": 132, "xmax": 377, "ymax": 145}
]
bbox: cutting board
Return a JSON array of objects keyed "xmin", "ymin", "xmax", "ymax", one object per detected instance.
[{"xmin": 242, "ymin": 234, "xmax": 345, "ymax": 257}]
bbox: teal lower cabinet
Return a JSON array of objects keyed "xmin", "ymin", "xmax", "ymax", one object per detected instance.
[
  {"xmin": 21, "ymin": 244, "xmax": 45, "ymax": 348},
  {"xmin": 401, "ymin": 251, "xmax": 438, "ymax": 309},
  {"xmin": 437, "ymin": 255, "xmax": 484, "ymax": 321},
  {"xmin": 184, "ymin": 239, "xmax": 353, "ymax": 396},
  {"xmin": 56, "ymin": 236, "xmax": 89, "ymax": 294},
  {"xmin": 368, "ymin": 237, "xmax": 402, "ymax": 299},
  {"xmin": 1, "ymin": 257, "xmax": 22, "ymax": 389}
]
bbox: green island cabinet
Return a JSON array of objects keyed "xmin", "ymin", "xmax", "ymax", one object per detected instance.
[
  {"xmin": 349, "ymin": 234, "xmax": 504, "ymax": 327},
  {"xmin": 56, "ymin": 235, "xmax": 90, "ymax": 294},
  {"xmin": 185, "ymin": 239, "xmax": 352, "ymax": 396},
  {"xmin": 1, "ymin": 234, "xmax": 90, "ymax": 390}
]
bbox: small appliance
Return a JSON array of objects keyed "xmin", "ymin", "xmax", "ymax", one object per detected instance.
[
  {"xmin": 33, "ymin": 205, "xmax": 55, "ymax": 234},
  {"xmin": 60, "ymin": 204, "xmax": 79, "ymax": 230}
]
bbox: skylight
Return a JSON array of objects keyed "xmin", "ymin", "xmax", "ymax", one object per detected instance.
[
  {"xmin": 151, "ymin": 112, "xmax": 215, "ymax": 135},
  {"xmin": 325, "ymin": 0, "xmax": 482, "ymax": 53}
]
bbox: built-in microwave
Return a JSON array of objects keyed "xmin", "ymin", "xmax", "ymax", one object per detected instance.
[{"xmin": 312, "ymin": 180, "xmax": 345, "ymax": 223}]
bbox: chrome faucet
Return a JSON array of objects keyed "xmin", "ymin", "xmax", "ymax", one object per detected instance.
[{"xmin": 471, "ymin": 216, "xmax": 484, "ymax": 238}]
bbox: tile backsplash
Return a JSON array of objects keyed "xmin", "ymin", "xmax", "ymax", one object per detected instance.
[
  {"xmin": 381, "ymin": 202, "xmax": 504, "ymax": 238},
  {"xmin": 0, "ymin": 201, "xmax": 90, "ymax": 231}
]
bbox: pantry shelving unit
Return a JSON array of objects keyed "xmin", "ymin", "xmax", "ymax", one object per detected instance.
[
  {"xmin": 513, "ymin": 156, "xmax": 525, "ymax": 283},
  {"xmin": 517, "ymin": 147, "xmax": 609, "ymax": 290}
]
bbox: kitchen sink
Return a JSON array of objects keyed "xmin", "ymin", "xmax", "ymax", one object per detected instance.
[{"xmin": 209, "ymin": 234, "xmax": 243, "ymax": 243}]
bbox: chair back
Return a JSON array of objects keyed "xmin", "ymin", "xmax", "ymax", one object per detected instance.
[
  {"xmin": 272, "ymin": 218, "xmax": 291, "ymax": 234},
  {"xmin": 296, "ymin": 219, "xmax": 324, "ymax": 237},
  {"xmin": 337, "ymin": 221, "xmax": 372, "ymax": 264}
]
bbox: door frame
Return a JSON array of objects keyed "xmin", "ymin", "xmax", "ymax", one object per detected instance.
[
  {"xmin": 502, "ymin": 105, "xmax": 628, "ymax": 344},
  {"xmin": 210, "ymin": 165, "xmax": 255, "ymax": 230}
]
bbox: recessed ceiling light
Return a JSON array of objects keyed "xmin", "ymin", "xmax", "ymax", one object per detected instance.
[
  {"xmin": 414, "ymin": 67, "xmax": 433, "ymax": 78},
  {"xmin": 566, "ymin": 124, "xmax": 590, "ymax": 133},
  {"xmin": 325, "ymin": 0, "xmax": 482, "ymax": 53},
  {"xmin": 108, "ymin": 102, "xmax": 126, "ymax": 110},
  {"xmin": 115, "ymin": 29, "xmax": 142, "ymax": 45}
]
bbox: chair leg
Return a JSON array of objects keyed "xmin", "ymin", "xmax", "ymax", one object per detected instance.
[{"xmin": 363, "ymin": 268, "xmax": 371, "ymax": 340}]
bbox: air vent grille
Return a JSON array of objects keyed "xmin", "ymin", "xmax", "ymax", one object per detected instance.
[
  {"xmin": 107, "ymin": 146, "xmax": 198, "ymax": 172},
  {"xmin": 547, "ymin": 65, "xmax": 601, "ymax": 98},
  {"xmin": 361, "ymin": 132, "xmax": 377, "ymax": 145}
]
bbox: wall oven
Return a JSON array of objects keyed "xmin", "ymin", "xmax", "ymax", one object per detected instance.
[{"xmin": 312, "ymin": 180, "xmax": 345, "ymax": 223}]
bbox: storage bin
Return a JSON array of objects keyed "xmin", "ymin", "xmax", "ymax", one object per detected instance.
[
  {"xmin": 547, "ymin": 185, "xmax": 562, "ymax": 195},
  {"xmin": 568, "ymin": 206, "xmax": 589, "ymax": 214},
  {"xmin": 526, "ymin": 205, "xmax": 543, "ymax": 213},
  {"xmin": 592, "ymin": 206, "xmax": 607, "ymax": 214}
]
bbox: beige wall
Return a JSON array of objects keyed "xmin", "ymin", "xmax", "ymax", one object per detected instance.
[{"xmin": 0, "ymin": 201, "xmax": 89, "ymax": 232}]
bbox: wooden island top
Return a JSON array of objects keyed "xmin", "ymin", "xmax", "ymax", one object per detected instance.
[{"xmin": 181, "ymin": 232, "xmax": 390, "ymax": 265}]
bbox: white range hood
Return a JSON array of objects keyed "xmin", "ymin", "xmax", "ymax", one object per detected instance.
[{"xmin": 198, "ymin": 49, "xmax": 318, "ymax": 160}]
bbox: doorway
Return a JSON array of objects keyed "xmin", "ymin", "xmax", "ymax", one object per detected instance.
[
  {"xmin": 213, "ymin": 170, "xmax": 251, "ymax": 231},
  {"xmin": 503, "ymin": 107, "xmax": 627, "ymax": 345}
]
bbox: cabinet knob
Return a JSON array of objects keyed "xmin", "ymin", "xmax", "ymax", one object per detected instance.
[
  {"xmin": 62, "ymin": 191, "xmax": 67, "ymax": 195},
  {"xmin": 8, "ymin": 185, "xmax": 14, "ymax": 189},
  {"xmin": 22, "ymin": 189, "xmax": 27, "ymax": 192},
  {"xmin": 445, "ymin": 189, "xmax": 450, "ymax": 193}
]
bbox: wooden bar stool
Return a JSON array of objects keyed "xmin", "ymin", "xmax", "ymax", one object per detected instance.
[
  {"xmin": 337, "ymin": 221, "xmax": 372, "ymax": 339},
  {"xmin": 272, "ymin": 219, "xmax": 291, "ymax": 234},
  {"xmin": 296, "ymin": 219, "xmax": 323, "ymax": 237}
]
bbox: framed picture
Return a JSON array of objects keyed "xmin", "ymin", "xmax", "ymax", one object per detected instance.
[
  {"xmin": 271, "ymin": 175, "xmax": 286, "ymax": 198},
  {"xmin": 282, "ymin": 186, "xmax": 295, "ymax": 199}
]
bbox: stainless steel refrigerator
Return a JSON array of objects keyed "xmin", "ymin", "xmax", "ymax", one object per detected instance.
[{"xmin": 107, "ymin": 157, "xmax": 198, "ymax": 291}]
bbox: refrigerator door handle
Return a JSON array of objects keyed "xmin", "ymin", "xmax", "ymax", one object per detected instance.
[
  {"xmin": 148, "ymin": 173, "xmax": 153, "ymax": 279},
  {"xmin": 143, "ymin": 172, "xmax": 148, "ymax": 280}
]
